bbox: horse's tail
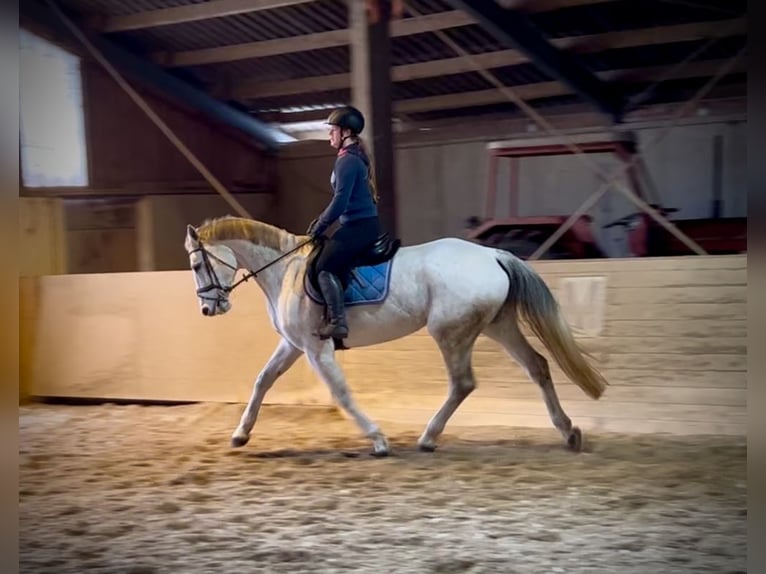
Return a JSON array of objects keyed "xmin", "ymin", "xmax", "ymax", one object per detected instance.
[{"xmin": 495, "ymin": 252, "xmax": 608, "ymax": 400}]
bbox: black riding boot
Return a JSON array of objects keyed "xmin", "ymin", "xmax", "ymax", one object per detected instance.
[{"xmin": 316, "ymin": 270, "xmax": 349, "ymax": 339}]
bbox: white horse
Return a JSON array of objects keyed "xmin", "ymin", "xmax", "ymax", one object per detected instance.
[{"xmin": 184, "ymin": 216, "xmax": 608, "ymax": 456}]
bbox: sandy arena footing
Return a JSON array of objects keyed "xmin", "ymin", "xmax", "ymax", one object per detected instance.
[{"xmin": 19, "ymin": 402, "xmax": 746, "ymax": 574}]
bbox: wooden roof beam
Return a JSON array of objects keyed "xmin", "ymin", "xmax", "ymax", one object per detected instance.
[
  {"xmin": 259, "ymin": 58, "xmax": 745, "ymax": 120},
  {"xmin": 155, "ymin": 10, "xmax": 475, "ymax": 66},
  {"xmin": 99, "ymin": 0, "xmax": 615, "ymax": 34},
  {"xmin": 445, "ymin": 0, "xmax": 626, "ymax": 120},
  {"xmin": 153, "ymin": 1, "xmax": 631, "ymax": 67},
  {"xmin": 233, "ymin": 18, "xmax": 746, "ymax": 98},
  {"xmin": 98, "ymin": 0, "xmax": 315, "ymax": 33},
  {"xmin": 394, "ymin": 59, "xmax": 747, "ymax": 113}
]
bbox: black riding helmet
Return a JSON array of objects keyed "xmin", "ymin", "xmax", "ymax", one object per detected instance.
[{"xmin": 326, "ymin": 105, "xmax": 365, "ymax": 135}]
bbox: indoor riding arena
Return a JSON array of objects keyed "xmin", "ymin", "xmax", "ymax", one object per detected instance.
[{"xmin": 19, "ymin": 1, "xmax": 747, "ymax": 573}]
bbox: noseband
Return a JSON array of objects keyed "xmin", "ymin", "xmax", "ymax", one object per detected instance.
[{"xmin": 189, "ymin": 238, "xmax": 314, "ymax": 305}]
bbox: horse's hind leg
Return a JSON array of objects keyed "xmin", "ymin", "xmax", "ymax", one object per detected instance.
[
  {"xmin": 484, "ymin": 311, "xmax": 582, "ymax": 451},
  {"xmin": 418, "ymin": 322, "xmax": 481, "ymax": 452}
]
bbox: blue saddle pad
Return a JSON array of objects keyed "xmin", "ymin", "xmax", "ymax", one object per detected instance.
[
  {"xmin": 344, "ymin": 261, "xmax": 392, "ymax": 306},
  {"xmin": 306, "ymin": 260, "xmax": 393, "ymax": 307}
]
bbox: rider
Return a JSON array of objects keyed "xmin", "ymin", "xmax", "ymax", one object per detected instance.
[{"xmin": 307, "ymin": 105, "xmax": 381, "ymax": 340}]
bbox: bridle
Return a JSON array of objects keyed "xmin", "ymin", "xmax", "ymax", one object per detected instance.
[{"xmin": 189, "ymin": 238, "xmax": 313, "ymax": 306}]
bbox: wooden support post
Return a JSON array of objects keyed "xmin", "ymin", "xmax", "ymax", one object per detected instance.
[
  {"xmin": 349, "ymin": 1, "xmax": 372, "ymax": 138},
  {"xmin": 349, "ymin": 0, "xmax": 398, "ymax": 235}
]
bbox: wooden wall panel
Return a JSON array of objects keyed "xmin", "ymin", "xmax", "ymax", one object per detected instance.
[
  {"xmin": 22, "ymin": 272, "xmax": 330, "ymax": 406},
  {"xmin": 275, "ymin": 144, "xmax": 336, "ymax": 235},
  {"xmin": 81, "ymin": 63, "xmax": 276, "ymax": 192},
  {"xmin": 64, "ymin": 198, "xmax": 138, "ymax": 274},
  {"xmin": 19, "ymin": 198, "xmax": 67, "ymax": 276},
  {"xmin": 20, "ymin": 255, "xmax": 746, "ymax": 436},
  {"xmin": 144, "ymin": 193, "xmax": 277, "ymax": 271},
  {"xmin": 66, "ymin": 229, "xmax": 138, "ymax": 274}
]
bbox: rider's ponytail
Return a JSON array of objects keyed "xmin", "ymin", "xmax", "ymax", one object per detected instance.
[{"xmin": 356, "ymin": 137, "xmax": 379, "ymax": 204}]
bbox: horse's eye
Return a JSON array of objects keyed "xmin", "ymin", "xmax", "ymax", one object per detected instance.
[{"xmin": 192, "ymin": 263, "xmax": 201, "ymax": 272}]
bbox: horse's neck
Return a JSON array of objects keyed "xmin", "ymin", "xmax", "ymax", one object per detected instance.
[{"xmin": 228, "ymin": 239, "xmax": 289, "ymax": 304}]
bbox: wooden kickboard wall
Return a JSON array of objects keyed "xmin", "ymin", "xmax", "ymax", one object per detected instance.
[{"xmin": 20, "ymin": 254, "xmax": 746, "ymax": 436}]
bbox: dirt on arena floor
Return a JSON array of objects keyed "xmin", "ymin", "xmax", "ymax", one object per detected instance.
[{"xmin": 19, "ymin": 402, "xmax": 746, "ymax": 574}]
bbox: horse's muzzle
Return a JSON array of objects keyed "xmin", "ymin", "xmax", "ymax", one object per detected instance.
[{"xmin": 200, "ymin": 298, "xmax": 230, "ymax": 316}]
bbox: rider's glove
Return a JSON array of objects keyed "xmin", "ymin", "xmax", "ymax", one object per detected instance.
[{"xmin": 306, "ymin": 217, "xmax": 325, "ymax": 239}]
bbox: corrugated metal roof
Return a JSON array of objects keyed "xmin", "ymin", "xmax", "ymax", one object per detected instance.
[
  {"xmin": 406, "ymin": 93, "xmax": 585, "ymax": 121},
  {"xmin": 108, "ymin": 0, "xmax": 347, "ymax": 51},
  {"xmin": 250, "ymin": 88, "xmax": 351, "ymax": 111},
  {"xmin": 62, "ymin": 0, "xmax": 204, "ymax": 18},
  {"xmin": 48, "ymin": 0, "xmax": 747, "ymax": 124},
  {"xmin": 622, "ymin": 72, "xmax": 748, "ymax": 105},
  {"xmin": 532, "ymin": 0, "xmax": 746, "ymax": 38},
  {"xmin": 480, "ymin": 63, "xmax": 554, "ymax": 86},
  {"xmin": 187, "ymin": 45, "xmax": 350, "ymax": 83},
  {"xmin": 402, "ymin": 0, "xmax": 456, "ymax": 16},
  {"xmin": 394, "ymin": 72, "xmax": 494, "ymax": 99},
  {"xmin": 582, "ymin": 35, "xmax": 747, "ymax": 72}
]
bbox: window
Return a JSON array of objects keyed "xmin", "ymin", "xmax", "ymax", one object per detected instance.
[{"xmin": 19, "ymin": 29, "xmax": 88, "ymax": 187}]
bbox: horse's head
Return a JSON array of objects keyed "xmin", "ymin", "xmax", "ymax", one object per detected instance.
[{"xmin": 185, "ymin": 224, "xmax": 237, "ymax": 317}]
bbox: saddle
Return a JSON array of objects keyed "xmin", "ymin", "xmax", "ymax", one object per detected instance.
[{"xmin": 306, "ymin": 232, "xmax": 401, "ymax": 293}]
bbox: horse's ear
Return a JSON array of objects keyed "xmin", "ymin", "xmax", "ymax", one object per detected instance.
[{"xmin": 187, "ymin": 224, "xmax": 199, "ymax": 242}]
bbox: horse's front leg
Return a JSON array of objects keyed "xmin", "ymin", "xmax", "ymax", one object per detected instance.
[
  {"xmin": 306, "ymin": 344, "xmax": 390, "ymax": 456},
  {"xmin": 231, "ymin": 337, "xmax": 303, "ymax": 447}
]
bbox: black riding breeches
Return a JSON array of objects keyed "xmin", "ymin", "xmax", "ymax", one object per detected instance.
[{"xmin": 314, "ymin": 216, "xmax": 381, "ymax": 284}]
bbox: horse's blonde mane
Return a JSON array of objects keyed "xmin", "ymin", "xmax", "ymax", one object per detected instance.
[{"xmin": 197, "ymin": 216, "xmax": 302, "ymax": 252}]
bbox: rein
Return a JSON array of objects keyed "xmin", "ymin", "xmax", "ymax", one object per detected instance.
[{"xmin": 191, "ymin": 238, "xmax": 313, "ymax": 301}]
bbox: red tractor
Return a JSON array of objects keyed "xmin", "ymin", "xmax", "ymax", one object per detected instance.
[
  {"xmin": 465, "ymin": 214, "xmax": 605, "ymax": 259},
  {"xmin": 466, "ymin": 131, "xmax": 747, "ymax": 259},
  {"xmin": 602, "ymin": 207, "xmax": 747, "ymax": 256},
  {"xmin": 464, "ymin": 132, "xmax": 638, "ymax": 259}
]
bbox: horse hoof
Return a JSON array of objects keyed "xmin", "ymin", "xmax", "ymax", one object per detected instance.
[
  {"xmin": 418, "ymin": 443, "xmax": 437, "ymax": 453},
  {"xmin": 231, "ymin": 435, "xmax": 250, "ymax": 448},
  {"xmin": 567, "ymin": 427, "xmax": 582, "ymax": 452},
  {"xmin": 370, "ymin": 449, "xmax": 389, "ymax": 458}
]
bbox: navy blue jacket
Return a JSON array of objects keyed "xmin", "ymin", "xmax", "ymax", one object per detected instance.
[{"xmin": 313, "ymin": 144, "xmax": 378, "ymax": 236}]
